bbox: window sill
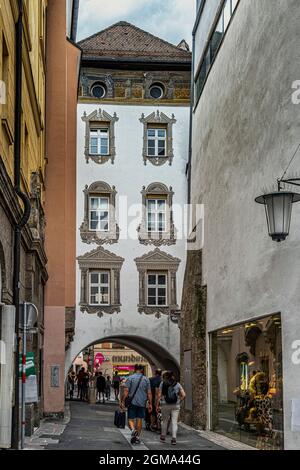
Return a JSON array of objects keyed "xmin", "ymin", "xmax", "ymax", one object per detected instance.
[
  {"xmin": 144, "ymin": 155, "xmax": 173, "ymax": 167},
  {"xmin": 138, "ymin": 304, "xmax": 179, "ymax": 319},
  {"xmin": 80, "ymin": 225, "xmax": 120, "ymax": 246},
  {"xmin": 138, "ymin": 228, "xmax": 176, "ymax": 247},
  {"xmin": 80, "ymin": 303, "xmax": 121, "ymax": 318},
  {"xmin": 85, "ymin": 152, "xmax": 115, "ymax": 165}
]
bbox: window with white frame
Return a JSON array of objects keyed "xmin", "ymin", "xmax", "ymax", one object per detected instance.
[
  {"xmin": 90, "ymin": 128, "xmax": 109, "ymax": 155},
  {"xmin": 147, "ymin": 128, "xmax": 167, "ymax": 157},
  {"xmin": 89, "ymin": 196, "xmax": 109, "ymax": 231},
  {"xmin": 89, "ymin": 271, "xmax": 110, "ymax": 305},
  {"xmin": 147, "ymin": 198, "xmax": 166, "ymax": 232},
  {"xmin": 147, "ymin": 273, "xmax": 167, "ymax": 306}
]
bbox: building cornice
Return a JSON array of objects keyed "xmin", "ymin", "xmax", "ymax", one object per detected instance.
[
  {"xmin": 81, "ymin": 56, "xmax": 191, "ymax": 72},
  {"xmin": 78, "ymin": 97, "xmax": 190, "ymax": 107}
]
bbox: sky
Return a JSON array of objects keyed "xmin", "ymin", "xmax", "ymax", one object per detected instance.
[{"xmin": 77, "ymin": 0, "xmax": 196, "ymax": 48}]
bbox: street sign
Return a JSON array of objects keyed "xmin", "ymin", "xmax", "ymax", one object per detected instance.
[
  {"xmin": 19, "ymin": 303, "xmax": 38, "ymax": 330},
  {"xmin": 18, "ymin": 352, "xmax": 38, "ymax": 403},
  {"xmin": 19, "ymin": 352, "xmax": 36, "ymax": 377}
]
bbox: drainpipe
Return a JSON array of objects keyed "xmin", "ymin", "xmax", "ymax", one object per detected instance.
[
  {"xmin": 11, "ymin": 0, "xmax": 32, "ymax": 449},
  {"xmin": 70, "ymin": 0, "xmax": 80, "ymax": 42},
  {"xmin": 187, "ymin": 32, "xmax": 195, "ymax": 205}
]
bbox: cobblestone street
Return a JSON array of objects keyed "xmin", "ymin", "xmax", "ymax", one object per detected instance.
[{"xmin": 37, "ymin": 401, "xmax": 223, "ymax": 451}]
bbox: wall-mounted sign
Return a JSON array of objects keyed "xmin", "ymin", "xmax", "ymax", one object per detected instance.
[
  {"xmin": 50, "ymin": 365, "xmax": 60, "ymax": 388},
  {"xmin": 112, "ymin": 355, "xmax": 147, "ymax": 363},
  {"xmin": 19, "ymin": 352, "xmax": 36, "ymax": 377},
  {"xmin": 19, "ymin": 352, "xmax": 38, "ymax": 403}
]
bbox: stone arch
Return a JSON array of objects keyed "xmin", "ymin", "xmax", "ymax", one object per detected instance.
[
  {"xmin": 66, "ymin": 334, "xmax": 179, "ymax": 379},
  {"xmin": 66, "ymin": 317, "xmax": 180, "ymax": 380}
]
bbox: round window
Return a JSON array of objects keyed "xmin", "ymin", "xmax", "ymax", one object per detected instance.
[
  {"xmin": 91, "ymin": 83, "xmax": 106, "ymax": 99},
  {"xmin": 149, "ymin": 84, "xmax": 164, "ymax": 100}
]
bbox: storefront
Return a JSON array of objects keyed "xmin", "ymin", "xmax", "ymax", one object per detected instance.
[
  {"xmin": 210, "ymin": 314, "xmax": 284, "ymax": 450},
  {"xmin": 92, "ymin": 346, "xmax": 151, "ymax": 379}
]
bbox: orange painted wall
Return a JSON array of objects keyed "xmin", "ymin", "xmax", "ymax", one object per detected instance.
[{"xmin": 43, "ymin": 0, "xmax": 80, "ymax": 414}]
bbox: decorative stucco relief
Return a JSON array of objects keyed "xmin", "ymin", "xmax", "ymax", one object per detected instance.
[
  {"xmin": 134, "ymin": 248, "xmax": 180, "ymax": 318},
  {"xmin": 82, "ymin": 109, "xmax": 119, "ymax": 164},
  {"xmin": 77, "ymin": 246, "xmax": 124, "ymax": 318},
  {"xmin": 139, "ymin": 110, "xmax": 176, "ymax": 166}
]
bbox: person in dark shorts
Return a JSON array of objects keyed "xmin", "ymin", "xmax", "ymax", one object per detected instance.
[
  {"xmin": 113, "ymin": 371, "xmax": 121, "ymax": 400},
  {"xmin": 77, "ymin": 367, "xmax": 89, "ymax": 401},
  {"xmin": 96, "ymin": 371, "xmax": 106, "ymax": 403},
  {"xmin": 121, "ymin": 364, "xmax": 152, "ymax": 445},
  {"xmin": 149, "ymin": 369, "xmax": 162, "ymax": 431},
  {"xmin": 105, "ymin": 375, "xmax": 112, "ymax": 400}
]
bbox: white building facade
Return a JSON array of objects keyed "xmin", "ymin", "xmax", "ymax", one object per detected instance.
[
  {"xmin": 66, "ymin": 22, "xmax": 192, "ymax": 375},
  {"xmin": 183, "ymin": 0, "xmax": 300, "ymax": 450}
]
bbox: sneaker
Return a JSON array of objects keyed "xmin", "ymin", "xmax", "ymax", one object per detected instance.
[
  {"xmin": 160, "ymin": 435, "xmax": 166, "ymax": 443},
  {"xmin": 131, "ymin": 430, "xmax": 138, "ymax": 445},
  {"xmin": 171, "ymin": 438, "xmax": 177, "ymax": 446},
  {"xmin": 134, "ymin": 437, "xmax": 141, "ymax": 445}
]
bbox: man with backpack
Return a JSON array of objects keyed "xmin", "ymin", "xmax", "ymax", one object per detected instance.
[
  {"xmin": 120, "ymin": 364, "xmax": 152, "ymax": 445},
  {"xmin": 156, "ymin": 370, "xmax": 186, "ymax": 446}
]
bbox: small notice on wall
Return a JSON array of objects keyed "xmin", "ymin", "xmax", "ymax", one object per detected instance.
[
  {"xmin": 291, "ymin": 399, "xmax": 300, "ymax": 432},
  {"xmin": 51, "ymin": 365, "xmax": 60, "ymax": 388}
]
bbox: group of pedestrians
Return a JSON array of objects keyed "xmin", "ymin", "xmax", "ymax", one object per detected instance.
[
  {"xmin": 67, "ymin": 368, "xmax": 125, "ymax": 403},
  {"xmin": 120, "ymin": 364, "xmax": 186, "ymax": 446},
  {"xmin": 67, "ymin": 367, "xmax": 91, "ymax": 401}
]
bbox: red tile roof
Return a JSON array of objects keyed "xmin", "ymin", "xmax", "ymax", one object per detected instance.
[{"xmin": 78, "ymin": 21, "xmax": 191, "ymax": 63}]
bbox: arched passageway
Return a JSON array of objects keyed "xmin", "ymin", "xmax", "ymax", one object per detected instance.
[{"xmin": 66, "ymin": 334, "xmax": 179, "ymax": 378}]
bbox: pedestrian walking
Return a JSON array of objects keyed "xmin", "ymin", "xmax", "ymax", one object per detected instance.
[
  {"xmin": 77, "ymin": 367, "xmax": 88, "ymax": 401},
  {"xmin": 156, "ymin": 371, "xmax": 186, "ymax": 446},
  {"xmin": 96, "ymin": 371, "xmax": 106, "ymax": 403},
  {"xmin": 120, "ymin": 364, "xmax": 152, "ymax": 445},
  {"xmin": 105, "ymin": 375, "xmax": 112, "ymax": 400},
  {"xmin": 148, "ymin": 369, "xmax": 162, "ymax": 431},
  {"xmin": 113, "ymin": 371, "xmax": 121, "ymax": 400},
  {"xmin": 67, "ymin": 370, "xmax": 76, "ymax": 400},
  {"xmin": 82, "ymin": 369, "xmax": 90, "ymax": 401}
]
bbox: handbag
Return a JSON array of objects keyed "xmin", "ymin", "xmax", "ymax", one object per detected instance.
[
  {"xmin": 114, "ymin": 410, "xmax": 126, "ymax": 429},
  {"xmin": 125, "ymin": 374, "xmax": 143, "ymax": 408}
]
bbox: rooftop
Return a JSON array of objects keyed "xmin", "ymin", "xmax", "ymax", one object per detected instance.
[{"xmin": 78, "ymin": 21, "xmax": 192, "ymax": 64}]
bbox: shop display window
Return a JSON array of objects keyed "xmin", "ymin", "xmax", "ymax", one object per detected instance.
[{"xmin": 210, "ymin": 314, "xmax": 284, "ymax": 450}]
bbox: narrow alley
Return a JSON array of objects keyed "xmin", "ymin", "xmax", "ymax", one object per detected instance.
[{"xmin": 26, "ymin": 401, "xmax": 224, "ymax": 451}]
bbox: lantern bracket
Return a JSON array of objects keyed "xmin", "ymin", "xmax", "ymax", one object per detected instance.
[{"xmin": 279, "ymin": 178, "xmax": 300, "ymax": 189}]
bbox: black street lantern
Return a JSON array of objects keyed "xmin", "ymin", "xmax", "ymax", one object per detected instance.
[{"xmin": 255, "ymin": 186, "xmax": 300, "ymax": 242}]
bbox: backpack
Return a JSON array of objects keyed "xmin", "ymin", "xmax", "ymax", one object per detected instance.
[{"xmin": 162, "ymin": 381, "xmax": 178, "ymax": 404}]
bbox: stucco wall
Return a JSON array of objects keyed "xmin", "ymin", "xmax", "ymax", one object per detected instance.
[
  {"xmin": 191, "ymin": 0, "xmax": 300, "ymax": 449},
  {"xmin": 44, "ymin": 0, "xmax": 80, "ymax": 415},
  {"xmin": 70, "ymin": 103, "xmax": 190, "ymax": 372}
]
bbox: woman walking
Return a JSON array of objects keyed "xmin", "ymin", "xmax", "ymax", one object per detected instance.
[
  {"xmin": 105, "ymin": 375, "xmax": 112, "ymax": 401},
  {"xmin": 156, "ymin": 371, "xmax": 186, "ymax": 446}
]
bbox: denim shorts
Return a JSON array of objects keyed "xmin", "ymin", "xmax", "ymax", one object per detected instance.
[{"xmin": 127, "ymin": 404, "xmax": 146, "ymax": 420}]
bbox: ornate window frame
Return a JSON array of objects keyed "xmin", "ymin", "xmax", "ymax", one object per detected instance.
[
  {"xmin": 82, "ymin": 109, "xmax": 119, "ymax": 165},
  {"xmin": 138, "ymin": 183, "xmax": 176, "ymax": 246},
  {"xmin": 139, "ymin": 110, "xmax": 176, "ymax": 166},
  {"xmin": 135, "ymin": 248, "xmax": 180, "ymax": 318},
  {"xmin": 77, "ymin": 246, "xmax": 124, "ymax": 317},
  {"xmin": 80, "ymin": 181, "xmax": 119, "ymax": 245}
]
